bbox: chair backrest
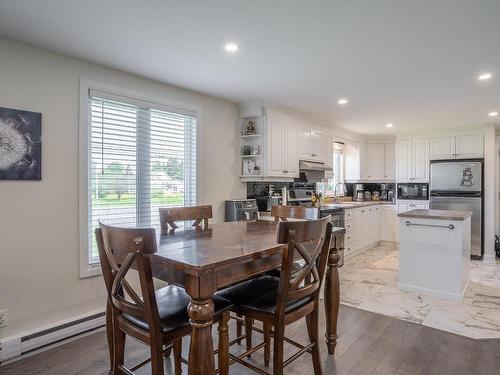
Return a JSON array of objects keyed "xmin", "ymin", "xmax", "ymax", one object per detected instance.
[
  {"xmin": 275, "ymin": 216, "xmax": 332, "ymax": 315},
  {"xmin": 96, "ymin": 222, "xmax": 160, "ymax": 330},
  {"xmin": 271, "ymin": 205, "xmax": 319, "ymax": 222},
  {"xmin": 159, "ymin": 205, "xmax": 213, "ymax": 233}
]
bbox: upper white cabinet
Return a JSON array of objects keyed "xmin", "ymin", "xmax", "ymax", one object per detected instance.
[
  {"xmin": 265, "ymin": 111, "xmax": 299, "ymax": 178},
  {"xmin": 346, "ymin": 142, "xmax": 396, "ymax": 182},
  {"xmin": 430, "ymin": 134, "xmax": 483, "ymax": 160},
  {"xmin": 455, "ymin": 134, "xmax": 483, "ymax": 159},
  {"xmin": 385, "ymin": 143, "xmax": 396, "ymax": 180},
  {"xmin": 396, "ymin": 138, "xmax": 429, "ymax": 182},
  {"xmin": 300, "ymin": 128, "xmax": 326, "ymax": 162},
  {"xmin": 364, "ymin": 144, "xmax": 386, "ymax": 180}
]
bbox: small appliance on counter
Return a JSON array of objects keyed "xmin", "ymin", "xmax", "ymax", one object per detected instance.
[
  {"xmin": 225, "ymin": 199, "xmax": 259, "ymax": 222},
  {"xmin": 355, "ymin": 184, "xmax": 364, "ymax": 201},
  {"xmin": 363, "ymin": 191, "xmax": 372, "ymax": 201}
]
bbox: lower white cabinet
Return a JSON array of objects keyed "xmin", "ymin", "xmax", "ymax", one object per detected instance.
[
  {"xmin": 382, "ymin": 205, "xmax": 399, "ymax": 242},
  {"xmin": 397, "ymin": 200, "xmax": 429, "ymax": 213},
  {"xmin": 343, "ymin": 204, "xmax": 402, "ymax": 259}
]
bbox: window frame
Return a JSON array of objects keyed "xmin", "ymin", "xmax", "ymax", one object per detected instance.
[{"xmin": 79, "ymin": 79, "xmax": 201, "ymax": 278}]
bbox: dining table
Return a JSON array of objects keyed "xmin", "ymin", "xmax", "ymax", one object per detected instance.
[{"xmin": 106, "ymin": 219, "xmax": 345, "ymax": 375}]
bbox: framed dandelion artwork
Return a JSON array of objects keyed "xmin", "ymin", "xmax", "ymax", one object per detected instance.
[{"xmin": 0, "ymin": 107, "xmax": 42, "ymax": 180}]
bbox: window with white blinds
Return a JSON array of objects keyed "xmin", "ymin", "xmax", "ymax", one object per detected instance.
[{"xmin": 86, "ymin": 89, "xmax": 197, "ymax": 264}]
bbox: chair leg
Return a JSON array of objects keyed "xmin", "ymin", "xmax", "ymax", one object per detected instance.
[
  {"xmin": 263, "ymin": 322, "xmax": 271, "ymax": 367},
  {"xmin": 307, "ymin": 308, "xmax": 323, "ymax": 375},
  {"xmin": 236, "ymin": 314, "xmax": 243, "ymax": 345},
  {"xmin": 111, "ymin": 320, "xmax": 125, "ymax": 375},
  {"xmin": 244, "ymin": 316, "xmax": 253, "ymax": 358},
  {"xmin": 218, "ymin": 312, "xmax": 230, "ymax": 375},
  {"xmin": 272, "ymin": 324, "xmax": 285, "ymax": 375},
  {"xmin": 173, "ymin": 338, "xmax": 182, "ymax": 375},
  {"xmin": 150, "ymin": 341, "xmax": 165, "ymax": 375}
]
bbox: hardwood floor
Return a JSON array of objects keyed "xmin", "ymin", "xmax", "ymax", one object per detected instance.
[{"xmin": 1, "ymin": 304, "xmax": 499, "ymax": 375}]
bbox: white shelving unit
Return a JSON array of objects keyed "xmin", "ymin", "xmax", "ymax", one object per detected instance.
[{"xmin": 239, "ymin": 116, "xmax": 264, "ymax": 180}]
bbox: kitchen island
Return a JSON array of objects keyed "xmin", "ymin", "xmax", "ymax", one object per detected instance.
[{"xmin": 398, "ymin": 209, "xmax": 472, "ymax": 301}]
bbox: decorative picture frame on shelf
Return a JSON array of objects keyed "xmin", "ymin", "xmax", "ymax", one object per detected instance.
[
  {"xmin": 243, "ymin": 120, "xmax": 256, "ymax": 135},
  {"xmin": 242, "ymin": 159, "xmax": 256, "ymax": 176},
  {"xmin": 0, "ymin": 107, "xmax": 42, "ymax": 180}
]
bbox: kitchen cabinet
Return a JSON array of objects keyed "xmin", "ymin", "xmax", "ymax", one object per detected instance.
[
  {"xmin": 265, "ymin": 111, "xmax": 299, "ymax": 178},
  {"xmin": 344, "ymin": 203, "xmax": 399, "ymax": 260},
  {"xmin": 430, "ymin": 134, "xmax": 483, "ymax": 160},
  {"xmin": 397, "ymin": 200, "xmax": 429, "ymax": 213},
  {"xmin": 382, "ymin": 205, "xmax": 398, "ymax": 242},
  {"xmin": 364, "ymin": 144, "xmax": 385, "ymax": 180},
  {"xmin": 300, "ymin": 128, "xmax": 325, "ymax": 162},
  {"xmin": 396, "ymin": 138, "xmax": 429, "ymax": 182},
  {"xmin": 455, "ymin": 134, "xmax": 483, "ymax": 159},
  {"xmin": 385, "ymin": 143, "xmax": 396, "ymax": 180},
  {"xmin": 346, "ymin": 142, "xmax": 395, "ymax": 182}
]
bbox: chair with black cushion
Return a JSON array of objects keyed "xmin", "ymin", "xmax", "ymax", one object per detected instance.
[
  {"xmin": 159, "ymin": 205, "xmax": 212, "ymax": 234},
  {"xmin": 96, "ymin": 221, "xmax": 232, "ymax": 375},
  {"xmin": 217, "ymin": 216, "xmax": 333, "ymax": 375}
]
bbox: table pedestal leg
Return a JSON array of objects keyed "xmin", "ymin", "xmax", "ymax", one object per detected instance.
[
  {"xmin": 187, "ymin": 297, "xmax": 215, "ymax": 375},
  {"xmin": 324, "ymin": 239, "xmax": 341, "ymax": 355}
]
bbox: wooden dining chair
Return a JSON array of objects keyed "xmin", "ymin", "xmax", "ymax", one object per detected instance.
[
  {"xmin": 159, "ymin": 205, "xmax": 212, "ymax": 233},
  {"xmin": 96, "ymin": 221, "xmax": 232, "ymax": 375},
  {"xmin": 217, "ymin": 216, "xmax": 333, "ymax": 375},
  {"xmin": 270, "ymin": 205, "xmax": 320, "ymax": 222}
]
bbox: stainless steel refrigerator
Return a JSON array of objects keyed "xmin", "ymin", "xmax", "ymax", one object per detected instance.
[{"xmin": 430, "ymin": 160, "xmax": 483, "ymax": 259}]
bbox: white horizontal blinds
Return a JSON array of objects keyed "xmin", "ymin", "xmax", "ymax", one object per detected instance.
[{"xmin": 88, "ymin": 89, "xmax": 197, "ymax": 263}]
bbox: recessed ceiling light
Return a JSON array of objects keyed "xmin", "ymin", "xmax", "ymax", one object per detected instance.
[
  {"xmin": 224, "ymin": 43, "xmax": 239, "ymax": 52},
  {"xmin": 338, "ymin": 98, "xmax": 348, "ymax": 105},
  {"xmin": 386, "ymin": 123, "xmax": 394, "ymax": 128},
  {"xmin": 478, "ymin": 72, "xmax": 493, "ymax": 81},
  {"xmin": 489, "ymin": 111, "xmax": 498, "ymax": 117}
]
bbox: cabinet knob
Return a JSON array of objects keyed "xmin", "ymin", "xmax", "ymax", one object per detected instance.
[
  {"xmin": 283, "ymin": 170, "xmax": 288, "ymax": 173},
  {"xmin": 311, "ymin": 153, "xmax": 317, "ymax": 157}
]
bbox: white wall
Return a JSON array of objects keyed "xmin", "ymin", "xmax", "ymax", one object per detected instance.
[{"xmin": 0, "ymin": 38, "xmax": 244, "ymax": 339}]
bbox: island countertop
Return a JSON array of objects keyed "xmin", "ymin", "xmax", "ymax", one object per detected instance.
[{"xmin": 398, "ymin": 209, "xmax": 472, "ymax": 221}]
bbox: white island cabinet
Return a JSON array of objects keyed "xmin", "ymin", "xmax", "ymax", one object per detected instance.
[{"xmin": 397, "ymin": 209, "xmax": 472, "ymax": 301}]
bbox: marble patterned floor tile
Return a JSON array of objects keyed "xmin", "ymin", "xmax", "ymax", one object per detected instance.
[{"xmin": 340, "ymin": 243, "xmax": 500, "ymax": 339}]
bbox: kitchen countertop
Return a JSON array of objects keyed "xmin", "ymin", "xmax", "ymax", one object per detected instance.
[
  {"xmin": 320, "ymin": 200, "xmax": 395, "ymax": 211},
  {"xmin": 398, "ymin": 209, "xmax": 472, "ymax": 221}
]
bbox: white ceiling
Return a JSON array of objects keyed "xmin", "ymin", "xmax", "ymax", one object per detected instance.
[{"xmin": 1, "ymin": 0, "xmax": 499, "ymax": 135}]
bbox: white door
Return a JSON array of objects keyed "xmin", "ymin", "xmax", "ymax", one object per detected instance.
[
  {"xmin": 311, "ymin": 130, "xmax": 325, "ymax": 162},
  {"xmin": 455, "ymin": 134, "xmax": 484, "ymax": 159},
  {"xmin": 359, "ymin": 208, "xmax": 372, "ymax": 248},
  {"xmin": 384, "ymin": 143, "xmax": 396, "ymax": 180},
  {"xmin": 359, "ymin": 143, "xmax": 368, "ymax": 180},
  {"xmin": 324, "ymin": 135, "xmax": 333, "ymax": 168},
  {"xmin": 299, "ymin": 127, "xmax": 313, "ymax": 160},
  {"xmin": 366, "ymin": 144, "xmax": 385, "ymax": 180},
  {"xmin": 413, "ymin": 201, "xmax": 429, "ymax": 210},
  {"xmin": 266, "ymin": 116, "xmax": 285, "ymax": 176},
  {"xmin": 430, "ymin": 137, "xmax": 455, "ymax": 160},
  {"xmin": 412, "ymin": 138, "xmax": 429, "ymax": 182},
  {"xmin": 382, "ymin": 206, "xmax": 398, "ymax": 242},
  {"xmin": 396, "ymin": 140, "xmax": 412, "ymax": 182},
  {"xmin": 284, "ymin": 124, "xmax": 299, "ymax": 177},
  {"xmin": 372, "ymin": 206, "xmax": 382, "ymax": 242},
  {"xmin": 397, "ymin": 202, "xmax": 410, "ymax": 213}
]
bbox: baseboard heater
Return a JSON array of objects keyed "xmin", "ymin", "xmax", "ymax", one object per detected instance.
[{"xmin": 0, "ymin": 311, "xmax": 105, "ymax": 365}]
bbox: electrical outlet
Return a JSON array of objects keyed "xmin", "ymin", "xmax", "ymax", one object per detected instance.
[{"xmin": 0, "ymin": 309, "xmax": 8, "ymax": 327}]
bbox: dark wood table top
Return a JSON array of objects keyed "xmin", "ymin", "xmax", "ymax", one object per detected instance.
[{"xmin": 153, "ymin": 220, "xmax": 346, "ymax": 272}]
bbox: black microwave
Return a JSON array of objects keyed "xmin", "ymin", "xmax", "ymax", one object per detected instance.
[{"xmin": 397, "ymin": 183, "xmax": 429, "ymax": 200}]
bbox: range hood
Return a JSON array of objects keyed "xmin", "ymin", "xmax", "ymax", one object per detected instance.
[{"xmin": 299, "ymin": 160, "xmax": 333, "ymax": 172}]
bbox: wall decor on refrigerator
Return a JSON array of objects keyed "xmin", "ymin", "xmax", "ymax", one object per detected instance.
[{"xmin": 0, "ymin": 107, "xmax": 42, "ymax": 180}]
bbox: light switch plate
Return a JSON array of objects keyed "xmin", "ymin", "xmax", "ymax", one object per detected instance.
[{"xmin": 0, "ymin": 309, "xmax": 8, "ymax": 328}]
